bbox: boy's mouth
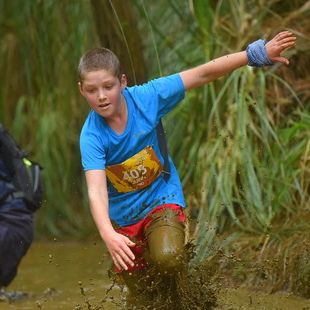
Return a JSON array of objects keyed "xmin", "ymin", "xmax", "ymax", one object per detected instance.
[{"xmin": 98, "ymin": 103, "xmax": 110, "ymax": 109}]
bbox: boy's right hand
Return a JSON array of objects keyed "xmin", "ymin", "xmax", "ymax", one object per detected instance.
[{"xmin": 103, "ymin": 231, "xmax": 136, "ymax": 270}]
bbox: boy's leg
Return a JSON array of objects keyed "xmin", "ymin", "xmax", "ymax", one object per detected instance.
[
  {"xmin": 145, "ymin": 204, "xmax": 186, "ymax": 273},
  {"xmin": 114, "ymin": 205, "xmax": 186, "ymax": 294}
]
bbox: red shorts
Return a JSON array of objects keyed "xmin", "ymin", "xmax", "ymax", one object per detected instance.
[{"xmin": 114, "ymin": 204, "xmax": 186, "ymax": 273}]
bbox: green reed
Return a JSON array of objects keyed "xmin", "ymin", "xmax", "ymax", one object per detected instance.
[
  {"xmin": 0, "ymin": 0, "xmax": 308, "ymax": 246},
  {"xmin": 139, "ymin": 0, "xmax": 309, "ymax": 262},
  {"xmin": 0, "ymin": 0, "xmax": 97, "ymax": 236}
]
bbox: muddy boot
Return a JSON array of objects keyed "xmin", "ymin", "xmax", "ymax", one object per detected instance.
[{"xmin": 143, "ymin": 214, "xmax": 187, "ymax": 309}]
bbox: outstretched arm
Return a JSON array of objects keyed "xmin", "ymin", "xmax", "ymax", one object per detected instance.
[
  {"xmin": 180, "ymin": 31, "xmax": 296, "ymax": 90},
  {"xmin": 85, "ymin": 169, "xmax": 135, "ymax": 271}
]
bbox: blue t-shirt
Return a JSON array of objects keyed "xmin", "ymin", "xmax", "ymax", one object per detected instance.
[{"xmin": 80, "ymin": 73, "xmax": 186, "ymax": 226}]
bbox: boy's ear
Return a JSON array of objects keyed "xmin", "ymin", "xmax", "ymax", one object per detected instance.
[
  {"xmin": 78, "ymin": 81, "xmax": 85, "ymax": 97},
  {"xmin": 120, "ymin": 74, "xmax": 127, "ymax": 89}
]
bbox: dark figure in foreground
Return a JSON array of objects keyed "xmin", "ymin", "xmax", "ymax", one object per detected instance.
[
  {"xmin": 78, "ymin": 31, "xmax": 296, "ymax": 307},
  {"xmin": 0, "ymin": 123, "xmax": 42, "ymax": 302}
]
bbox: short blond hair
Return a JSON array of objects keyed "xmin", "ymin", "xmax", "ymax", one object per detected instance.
[{"xmin": 78, "ymin": 47, "xmax": 121, "ymax": 81}]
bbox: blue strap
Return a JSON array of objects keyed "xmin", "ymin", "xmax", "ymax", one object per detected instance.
[{"xmin": 246, "ymin": 39, "xmax": 274, "ymax": 67}]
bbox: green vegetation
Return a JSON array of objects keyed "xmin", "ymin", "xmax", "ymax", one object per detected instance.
[
  {"xmin": 0, "ymin": 0, "xmax": 96, "ymax": 236},
  {"xmin": 146, "ymin": 0, "xmax": 310, "ymax": 263},
  {"xmin": 0, "ymin": 1, "xmax": 309, "ymax": 293}
]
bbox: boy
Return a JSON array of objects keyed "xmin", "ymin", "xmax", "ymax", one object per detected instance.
[{"xmin": 78, "ymin": 31, "xmax": 295, "ymax": 290}]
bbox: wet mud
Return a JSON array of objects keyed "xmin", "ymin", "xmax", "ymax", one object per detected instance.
[
  {"xmin": 111, "ymin": 263, "xmax": 218, "ymax": 309},
  {"xmin": 1, "ymin": 242, "xmax": 310, "ymax": 309}
]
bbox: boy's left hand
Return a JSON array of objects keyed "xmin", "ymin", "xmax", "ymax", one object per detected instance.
[{"xmin": 265, "ymin": 31, "xmax": 296, "ymax": 65}]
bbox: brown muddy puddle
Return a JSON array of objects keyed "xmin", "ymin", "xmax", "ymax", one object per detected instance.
[{"xmin": 1, "ymin": 242, "xmax": 309, "ymax": 309}]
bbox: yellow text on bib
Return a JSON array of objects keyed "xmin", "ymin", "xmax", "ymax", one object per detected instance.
[{"xmin": 106, "ymin": 146, "xmax": 163, "ymax": 193}]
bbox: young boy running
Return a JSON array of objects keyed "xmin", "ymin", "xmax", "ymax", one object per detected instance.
[{"xmin": 78, "ymin": 31, "xmax": 296, "ymax": 291}]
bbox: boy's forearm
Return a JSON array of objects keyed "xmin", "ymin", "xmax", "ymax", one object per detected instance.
[
  {"xmin": 88, "ymin": 192, "xmax": 115, "ymax": 240},
  {"xmin": 200, "ymin": 51, "xmax": 247, "ymax": 82},
  {"xmin": 180, "ymin": 51, "xmax": 248, "ymax": 90},
  {"xmin": 85, "ymin": 170, "xmax": 115, "ymax": 241}
]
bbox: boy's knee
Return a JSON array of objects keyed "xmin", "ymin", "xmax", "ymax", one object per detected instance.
[
  {"xmin": 150, "ymin": 244, "xmax": 184, "ymax": 272},
  {"xmin": 146, "ymin": 221, "xmax": 186, "ymax": 273}
]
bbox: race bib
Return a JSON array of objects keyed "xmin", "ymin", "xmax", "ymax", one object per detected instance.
[{"xmin": 106, "ymin": 146, "xmax": 163, "ymax": 193}]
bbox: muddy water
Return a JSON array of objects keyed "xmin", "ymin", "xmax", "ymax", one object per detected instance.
[{"xmin": 1, "ymin": 242, "xmax": 310, "ymax": 309}]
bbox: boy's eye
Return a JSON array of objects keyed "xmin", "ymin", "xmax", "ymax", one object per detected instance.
[
  {"xmin": 105, "ymin": 85, "xmax": 113, "ymax": 90},
  {"xmin": 87, "ymin": 89, "xmax": 96, "ymax": 93}
]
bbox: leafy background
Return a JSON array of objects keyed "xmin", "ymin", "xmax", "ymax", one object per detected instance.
[{"xmin": 0, "ymin": 0, "xmax": 309, "ymax": 268}]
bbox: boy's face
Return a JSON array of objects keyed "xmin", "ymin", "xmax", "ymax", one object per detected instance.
[{"xmin": 79, "ymin": 69, "xmax": 127, "ymax": 119}]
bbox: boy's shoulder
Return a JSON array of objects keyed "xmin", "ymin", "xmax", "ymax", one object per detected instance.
[
  {"xmin": 128, "ymin": 73, "xmax": 183, "ymax": 90},
  {"xmin": 125, "ymin": 73, "xmax": 185, "ymax": 99}
]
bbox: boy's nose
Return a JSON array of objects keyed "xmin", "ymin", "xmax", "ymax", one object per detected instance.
[{"xmin": 98, "ymin": 89, "xmax": 107, "ymax": 101}]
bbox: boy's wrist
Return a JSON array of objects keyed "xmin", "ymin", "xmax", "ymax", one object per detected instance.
[
  {"xmin": 246, "ymin": 39, "xmax": 274, "ymax": 67},
  {"xmin": 99, "ymin": 225, "xmax": 116, "ymax": 241}
]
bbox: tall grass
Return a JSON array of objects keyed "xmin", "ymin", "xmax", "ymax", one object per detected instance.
[
  {"xmin": 172, "ymin": 1, "xmax": 308, "ymax": 262},
  {"xmin": 0, "ymin": 0, "xmax": 97, "ymax": 237},
  {"xmin": 0, "ymin": 0, "xmax": 308, "ymax": 248},
  {"xmin": 134, "ymin": 0, "xmax": 309, "ymax": 262}
]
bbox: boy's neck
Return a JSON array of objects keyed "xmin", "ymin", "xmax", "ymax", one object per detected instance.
[{"xmin": 105, "ymin": 95, "xmax": 128, "ymax": 134}]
